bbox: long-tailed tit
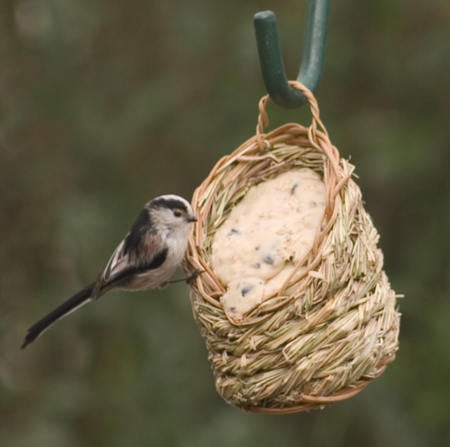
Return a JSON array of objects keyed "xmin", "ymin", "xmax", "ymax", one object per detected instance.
[{"xmin": 22, "ymin": 194, "xmax": 196, "ymax": 349}]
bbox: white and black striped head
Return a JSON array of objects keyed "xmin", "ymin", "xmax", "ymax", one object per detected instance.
[{"xmin": 146, "ymin": 194, "xmax": 196, "ymax": 233}]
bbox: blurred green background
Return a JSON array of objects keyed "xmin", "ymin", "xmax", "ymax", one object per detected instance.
[{"xmin": 1, "ymin": 0, "xmax": 449, "ymax": 446}]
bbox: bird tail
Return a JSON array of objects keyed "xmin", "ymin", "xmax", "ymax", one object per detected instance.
[{"xmin": 21, "ymin": 283, "xmax": 95, "ymax": 349}]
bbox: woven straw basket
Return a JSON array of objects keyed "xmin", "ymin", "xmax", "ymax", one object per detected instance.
[{"xmin": 185, "ymin": 82, "xmax": 400, "ymax": 414}]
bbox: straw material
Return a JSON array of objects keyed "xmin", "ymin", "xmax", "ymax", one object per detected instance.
[{"xmin": 185, "ymin": 82, "xmax": 400, "ymax": 414}]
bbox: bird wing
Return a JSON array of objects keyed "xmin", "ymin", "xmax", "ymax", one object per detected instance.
[{"xmin": 92, "ymin": 210, "xmax": 165, "ymax": 297}]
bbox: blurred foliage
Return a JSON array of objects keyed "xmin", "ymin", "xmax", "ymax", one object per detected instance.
[{"xmin": 1, "ymin": 0, "xmax": 449, "ymax": 446}]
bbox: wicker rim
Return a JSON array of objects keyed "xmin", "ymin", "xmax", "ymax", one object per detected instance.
[{"xmin": 187, "ymin": 81, "xmax": 352, "ymax": 326}]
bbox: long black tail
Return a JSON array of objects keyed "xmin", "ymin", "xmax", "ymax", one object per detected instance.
[{"xmin": 21, "ymin": 283, "xmax": 95, "ymax": 349}]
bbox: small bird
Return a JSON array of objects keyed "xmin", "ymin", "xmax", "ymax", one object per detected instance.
[{"xmin": 21, "ymin": 194, "xmax": 196, "ymax": 349}]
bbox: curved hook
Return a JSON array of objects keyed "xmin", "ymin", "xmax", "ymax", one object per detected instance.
[{"xmin": 254, "ymin": 0, "xmax": 329, "ymax": 108}]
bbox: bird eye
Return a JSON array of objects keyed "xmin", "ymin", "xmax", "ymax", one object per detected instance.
[{"xmin": 173, "ymin": 209, "xmax": 183, "ymax": 217}]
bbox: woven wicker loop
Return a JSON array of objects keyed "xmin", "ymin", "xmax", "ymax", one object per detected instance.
[
  {"xmin": 257, "ymin": 82, "xmax": 331, "ymax": 151},
  {"xmin": 185, "ymin": 86, "xmax": 400, "ymax": 414},
  {"xmin": 256, "ymin": 81, "xmax": 324, "ymax": 134}
]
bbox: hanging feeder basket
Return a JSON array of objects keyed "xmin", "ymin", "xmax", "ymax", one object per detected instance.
[{"xmin": 185, "ymin": 82, "xmax": 400, "ymax": 414}]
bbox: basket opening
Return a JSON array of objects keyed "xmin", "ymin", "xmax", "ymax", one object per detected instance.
[{"xmin": 211, "ymin": 168, "xmax": 326, "ymax": 323}]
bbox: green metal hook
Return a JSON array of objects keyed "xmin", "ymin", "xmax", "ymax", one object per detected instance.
[{"xmin": 254, "ymin": 0, "xmax": 330, "ymax": 108}]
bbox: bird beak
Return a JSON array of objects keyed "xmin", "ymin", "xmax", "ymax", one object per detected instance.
[{"xmin": 187, "ymin": 215, "xmax": 197, "ymax": 223}]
